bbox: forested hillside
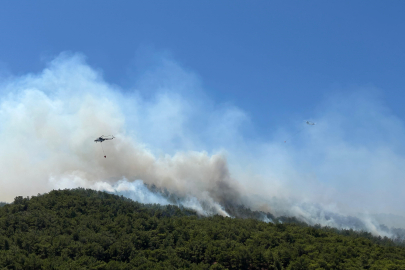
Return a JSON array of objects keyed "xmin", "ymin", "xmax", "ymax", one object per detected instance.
[{"xmin": 0, "ymin": 189, "xmax": 405, "ymax": 269}]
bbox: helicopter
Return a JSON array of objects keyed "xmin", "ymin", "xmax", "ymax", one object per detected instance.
[
  {"xmin": 284, "ymin": 121, "xmax": 316, "ymax": 143},
  {"xmin": 305, "ymin": 121, "xmax": 316, "ymax": 125},
  {"xmin": 94, "ymin": 135, "xmax": 115, "ymax": 143},
  {"xmin": 94, "ymin": 135, "xmax": 115, "ymax": 158}
]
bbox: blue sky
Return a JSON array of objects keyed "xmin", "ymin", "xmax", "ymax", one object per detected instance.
[
  {"xmin": 1, "ymin": 1, "xmax": 405, "ymax": 230},
  {"xmin": 1, "ymin": 1, "xmax": 404, "ymax": 134}
]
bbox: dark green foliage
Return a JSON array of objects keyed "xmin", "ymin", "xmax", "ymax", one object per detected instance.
[
  {"xmin": 0, "ymin": 188, "xmax": 405, "ymax": 269},
  {"xmin": 0, "ymin": 202, "xmax": 7, "ymax": 208}
]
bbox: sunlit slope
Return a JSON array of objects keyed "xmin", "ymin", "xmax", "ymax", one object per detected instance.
[{"xmin": 1, "ymin": 189, "xmax": 405, "ymax": 269}]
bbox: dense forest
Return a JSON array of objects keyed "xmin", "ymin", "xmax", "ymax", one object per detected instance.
[{"xmin": 0, "ymin": 189, "xmax": 405, "ymax": 269}]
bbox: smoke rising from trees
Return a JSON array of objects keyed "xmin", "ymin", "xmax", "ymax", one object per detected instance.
[{"xmin": 1, "ymin": 52, "xmax": 404, "ymax": 237}]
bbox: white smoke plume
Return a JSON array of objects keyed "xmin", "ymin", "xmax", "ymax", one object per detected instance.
[
  {"xmin": 1, "ymin": 52, "xmax": 404, "ymax": 238},
  {"xmin": 0, "ymin": 53, "xmax": 240, "ymax": 216}
]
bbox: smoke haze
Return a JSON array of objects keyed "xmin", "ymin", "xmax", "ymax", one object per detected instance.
[{"xmin": 1, "ymin": 53, "xmax": 404, "ymax": 237}]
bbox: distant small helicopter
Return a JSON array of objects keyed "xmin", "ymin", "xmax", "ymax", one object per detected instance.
[
  {"xmin": 284, "ymin": 121, "xmax": 316, "ymax": 143},
  {"xmin": 94, "ymin": 135, "xmax": 115, "ymax": 143},
  {"xmin": 305, "ymin": 121, "xmax": 316, "ymax": 125},
  {"xmin": 94, "ymin": 135, "xmax": 115, "ymax": 158}
]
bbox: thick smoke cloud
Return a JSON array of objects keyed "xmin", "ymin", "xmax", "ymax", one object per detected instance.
[
  {"xmin": 0, "ymin": 53, "xmax": 404, "ymax": 236},
  {"xmin": 0, "ymin": 53, "xmax": 241, "ymax": 216}
]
